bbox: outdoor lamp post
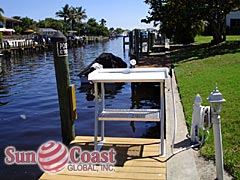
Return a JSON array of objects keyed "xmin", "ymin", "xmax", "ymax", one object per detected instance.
[{"xmin": 208, "ymin": 85, "xmax": 226, "ymax": 180}]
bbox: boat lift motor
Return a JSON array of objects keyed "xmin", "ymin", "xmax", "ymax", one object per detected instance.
[{"xmin": 190, "ymin": 94, "xmax": 211, "ymax": 144}]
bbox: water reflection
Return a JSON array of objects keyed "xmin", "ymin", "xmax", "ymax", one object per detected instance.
[
  {"xmin": 79, "ymin": 82, "xmax": 125, "ymax": 101},
  {"xmin": 131, "ymin": 82, "xmax": 160, "ymax": 109}
]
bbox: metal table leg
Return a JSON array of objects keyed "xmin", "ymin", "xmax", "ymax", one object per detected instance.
[
  {"xmin": 94, "ymin": 83, "xmax": 98, "ymax": 150},
  {"xmin": 101, "ymin": 83, "xmax": 105, "ymax": 142},
  {"xmin": 160, "ymin": 82, "xmax": 165, "ymax": 156}
]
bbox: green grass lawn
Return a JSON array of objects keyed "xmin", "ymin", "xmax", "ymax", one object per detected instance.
[{"xmin": 173, "ymin": 36, "xmax": 240, "ymax": 179}]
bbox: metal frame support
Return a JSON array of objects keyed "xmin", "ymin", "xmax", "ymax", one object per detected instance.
[
  {"xmin": 94, "ymin": 83, "xmax": 98, "ymax": 150},
  {"xmin": 101, "ymin": 83, "xmax": 105, "ymax": 142},
  {"xmin": 160, "ymin": 82, "xmax": 165, "ymax": 156},
  {"xmin": 212, "ymin": 114, "xmax": 224, "ymax": 180}
]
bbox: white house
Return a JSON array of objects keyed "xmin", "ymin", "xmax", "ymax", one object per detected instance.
[
  {"xmin": 0, "ymin": 16, "xmax": 21, "ymax": 35},
  {"xmin": 226, "ymin": 10, "xmax": 240, "ymax": 28}
]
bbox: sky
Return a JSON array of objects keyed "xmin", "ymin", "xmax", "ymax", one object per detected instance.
[{"xmin": 0, "ymin": 0, "xmax": 154, "ymax": 30}]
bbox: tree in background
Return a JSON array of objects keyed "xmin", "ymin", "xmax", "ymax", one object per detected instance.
[
  {"xmin": 0, "ymin": 7, "xmax": 4, "ymax": 22},
  {"xmin": 55, "ymin": 4, "xmax": 70, "ymax": 33},
  {"xmin": 1, "ymin": 4, "xmax": 112, "ymax": 37},
  {"xmin": 142, "ymin": 0, "xmax": 204, "ymax": 44},
  {"xmin": 38, "ymin": 18, "xmax": 63, "ymax": 30},
  {"xmin": 20, "ymin": 17, "xmax": 37, "ymax": 33},
  {"xmin": 75, "ymin": 6, "xmax": 87, "ymax": 32},
  {"xmin": 143, "ymin": 0, "xmax": 240, "ymax": 44},
  {"xmin": 87, "ymin": 18, "xmax": 99, "ymax": 35},
  {"xmin": 56, "ymin": 4, "xmax": 87, "ymax": 33},
  {"xmin": 99, "ymin": 18, "xmax": 108, "ymax": 36},
  {"xmin": 11, "ymin": 16, "xmax": 22, "ymax": 34},
  {"xmin": 202, "ymin": 0, "xmax": 240, "ymax": 43},
  {"xmin": 100, "ymin": 18, "xmax": 106, "ymax": 27},
  {"xmin": 68, "ymin": 6, "xmax": 87, "ymax": 31},
  {"xmin": 67, "ymin": 7, "xmax": 77, "ymax": 31},
  {"xmin": 0, "ymin": 7, "xmax": 4, "ymax": 40}
]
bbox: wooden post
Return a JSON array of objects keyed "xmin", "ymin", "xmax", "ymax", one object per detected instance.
[
  {"xmin": 129, "ymin": 31, "xmax": 133, "ymax": 56},
  {"xmin": 134, "ymin": 29, "xmax": 139, "ymax": 63},
  {"xmin": 123, "ymin": 36, "xmax": 125, "ymax": 52},
  {"xmin": 140, "ymin": 32, "xmax": 143, "ymax": 55},
  {"xmin": 51, "ymin": 31, "xmax": 75, "ymax": 145},
  {"xmin": 151, "ymin": 32, "xmax": 155, "ymax": 49},
  {"xmin": 147, "ymin": 31, "xmax": 151, "ymax": 54}
]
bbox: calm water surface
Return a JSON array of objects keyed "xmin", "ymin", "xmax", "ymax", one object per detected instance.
[{"xmin": 0, "ymin": 38, "xmax": 159, "ymax": 180}]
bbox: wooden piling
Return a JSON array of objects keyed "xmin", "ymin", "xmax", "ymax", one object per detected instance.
[
  {"xmin": 129, "ymin": 31, "xmax": 133, "ymax": 57},
  {"xmin": 51, "ymin": 31, "xmax": 75, "ymax": 145},
  {"xmin": 134, "ymin": 29, "xmax": 140, "ymax": 63}
]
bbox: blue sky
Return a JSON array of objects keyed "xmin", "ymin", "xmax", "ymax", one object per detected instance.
[{"xmin": 0, "ymin": 0, "xmax": 154, "ymax": 30}]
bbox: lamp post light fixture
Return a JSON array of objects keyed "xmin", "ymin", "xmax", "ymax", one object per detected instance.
[
  {"xmin": 208, "ymin": 85, "xmax": 226, "ymax": 114},
  {"xmin": 208, "ymin": 85, "xmax": 226, "ymax": 180}
]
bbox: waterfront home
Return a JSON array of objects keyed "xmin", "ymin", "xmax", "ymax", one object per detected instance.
[
  {"xmin": 226, "ymin": 10, "xmax": 240, "ymax": 34},
  {"xmin": 0, "ymin": 16, "xmax": 21, "ymax": 35}
]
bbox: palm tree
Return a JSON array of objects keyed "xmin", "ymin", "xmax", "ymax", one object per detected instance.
[
  {"xmin": 55, "ymin": 4, "xmax": 70, "ymax": 32},
  {"xmin": 75, "ymin": 6, "xmax": 87, "ymax": 24},
  {"xmin": 0, "ymin": 8, "xmax": 4, "ymax": 40},
  {"xmin": 0, "ymin": 8, "xmax": 5, "ymax": 22},
  {"xmin": 67, "ymin": 7, "xmax": 77, "ymax": 31},
  {"xmin": 100, "ymin": 18, "xmax": 106, "ymax": 27},
  {"xmin": 75, "ymin": 6, "xmax": 87, "ymax": 34},
  {"xmin": 67, "ymin": 6, "xmax": 87, "ymax": 32}
]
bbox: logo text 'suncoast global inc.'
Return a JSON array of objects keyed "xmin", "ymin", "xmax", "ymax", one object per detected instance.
[{"xmin": 4, "ymin": 141, "xmax": 116, "ymax": 174}]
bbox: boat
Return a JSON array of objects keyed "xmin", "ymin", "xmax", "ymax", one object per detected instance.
[{"xmin": 78, "ymin": 53, "xmax": 127, "ymax": 84}]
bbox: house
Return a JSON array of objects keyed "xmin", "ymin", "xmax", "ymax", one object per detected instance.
[
  {"xmin": 0, "ymin": 16, "xmax": 21, "ymax": 35},
  {"xmin": 226, "ymin": 10, "xmax": 240, "ymax": 34}
]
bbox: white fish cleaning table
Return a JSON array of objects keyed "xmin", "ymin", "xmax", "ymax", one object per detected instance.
[{"xmin": 88, "ymin": 68, "xmax": 169, "ymax": 156}]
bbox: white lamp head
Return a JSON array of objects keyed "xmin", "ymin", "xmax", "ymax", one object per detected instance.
[{"xmin": 208, "ymin": 85, "xmax": 226, "ymax": 114}]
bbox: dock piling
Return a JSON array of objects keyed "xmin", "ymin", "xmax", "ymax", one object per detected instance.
[{"xmin": 51, "ymin": 31, "xmax": 75, "ymax": 145}]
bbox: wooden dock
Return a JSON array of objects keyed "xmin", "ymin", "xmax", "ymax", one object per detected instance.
[{"xmin": 39, "ymin": 136, "xmax": 166, "ymax": 180}]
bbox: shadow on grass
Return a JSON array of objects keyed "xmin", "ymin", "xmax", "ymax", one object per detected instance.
[{"xmin": 171, "ymin": 41, "xmax": 240, "ymax": 64}]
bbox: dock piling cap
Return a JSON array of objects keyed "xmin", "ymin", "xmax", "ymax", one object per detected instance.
[{"xmin": 52, "ymin": 31, "xmax": 67, "ymax": 42}]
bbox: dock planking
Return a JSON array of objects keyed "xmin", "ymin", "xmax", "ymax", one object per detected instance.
[{"xmin": 39, "ymin": 136, "xmax": 166, "ymax": 180}]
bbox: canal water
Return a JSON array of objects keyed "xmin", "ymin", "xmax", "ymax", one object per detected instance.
[{"xmin": 0, "ymin": 37, "xmax": 159, "ymax": 180}]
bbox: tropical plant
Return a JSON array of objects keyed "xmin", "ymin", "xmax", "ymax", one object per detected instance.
[
  {"xmin": 38, "ymin": 18, "xmax": 64, "ymax": 30},
  {"xmin": 100, "ymin": 18, "xmax": 106, "ymax": 27},
  {"xmin": 12, "ymin": 16, "xmax": 22, "ymax": 34},
  {"xmin": 75, "ymin": 6, "xmax": 87, "ymax": 24},
  {"xmin": 55, "ymin": 4, "xmax": 70, "ymax": 33},
  {"xmin": 87, "ymin": 18, "xmax": 99, "ymax": 35},
  {"xmin": 0, "ymin": 8, "xmax": 4, "ymax": 40},
  {"xmin": 20, "ymin": 17, "xmax": 37, "ymax": 32},
  {"xmin": 56, "ymin": 5, "xmax": 87, "ymax": 33},
  {"xmin": 143, "ymin": 0, "xmax": 240, "ymax": 44},
  {"xmin": 67, "ymin": 7, "xmax": 77, "ymax": 31},
  {"xmin": 0, "ymin": 7, "xmax": 5, "ymax": 24},
  {"xmin": 201, "ymin": 0, "xmax": 240, "ymax": 43},
  {"xmin": 67, "ymin": 6, "xmax": 87, "ymax": 31},
  {"xmin": 142, "ymin": 0, "xmax": 204, "ymax": 44}
]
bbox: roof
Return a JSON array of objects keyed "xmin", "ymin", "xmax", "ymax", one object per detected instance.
[
  {"xmin": 39, "ymin": 28, "xmax": 58, "ymax": 33},
  {"xmin": 2, "ymin": 16, "xmax": 22, "ymax": 23}
]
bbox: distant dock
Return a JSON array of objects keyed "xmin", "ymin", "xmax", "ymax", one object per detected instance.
[
  {"xmin": 0, "ymin": 38, "xmax": 49, "ymax": 57},
  {"xmin": 0, "ymin": 35, "xmax": 109, "ymax": 57}
]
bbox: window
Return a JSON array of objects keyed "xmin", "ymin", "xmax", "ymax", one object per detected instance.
[
  {"xmin": 0, "ymin": 21, "xmax": 4, "ymax": 28},
  {"xmin": 230, "ymin": 19, "xmax": 240, "ymax": 27}
]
